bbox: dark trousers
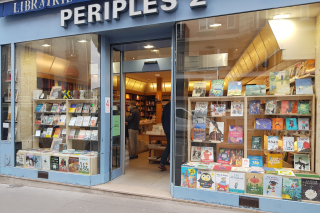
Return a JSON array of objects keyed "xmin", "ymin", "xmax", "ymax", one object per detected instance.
[{"xmin": 160, "ymin": 131, "xmax": 170, "ymax": 165}]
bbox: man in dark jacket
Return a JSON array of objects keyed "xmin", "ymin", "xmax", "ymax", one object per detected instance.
[
  {"xmin": 159, "ymin": 101, "xmax": 171, "ymax": 171},
  {"xmin": 126, "ymin": 102, "xmax": 140, "ymax": 159}
]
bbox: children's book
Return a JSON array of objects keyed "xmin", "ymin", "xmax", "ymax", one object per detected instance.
[
  {"xmin": 282, "ymin": 178, "xmax": 302, "ymax": 201},
  {"xmin": 286, "ymin": 118, "xmax": 298, "ymax": 130},
  {"xmin": 247, "ymin": 167, "xmax": 265, "ymax": 174},
  {"xmin": 181, "ymin": 166, "xmax": 197, "ymax": 188},
  {"xmin": 276, "ymin": 169, "xmax": 295, "ymax": 176},
  {"xmin": 231, "ymin": 167, "xmax": 248, "ymax": 172},
  {"xmin": 248, "ymin": 156, "xmax": 263, "ymax": 167},
  {"xmin": 246, "ymin": 173, "xmax": 263, "ymax": 195},
  {"xmin": 79, "ymin": 156, "xmax": 90, "ymax": 175},
  {"xmin": 301, "ymin": 179, "xmax": 320, "ymax": 201},
  {"xmin": 294, "ymin": 154, "xmax": 310, "ymax": 171},
  {"xmin": 281, "ymin": 101, "xmax": 298, "ymax": 114},
  {"xmin": 82, "ymin": 103, "xmax": 90, "ymax": 113},
  {"xmin": 267, "ymin": 154, "xmax": 282, "ymax": 168},
  {"xmin": 192, "ymin": 123, "xmax": 206, "ymax": 141},
  {"xmin": 208, "ymin": 121, "xmax": 224, "ymax": 142},
  {"xmin": 60, "ymin": 103, "xmax": 66, "ymax": 112},
  {"xmin": 193, "ymin": 117, "xmax": 206, "ymax": 124},
  {"xmin": 269, "ymin": 71, "xmax": 290, "ymax": 95},
  {"xmin": 191, "ymin": 146, "xmax": 201, "ymax": 162},
  {"xmin": 230, "ymin": 101, "xmax": 243, "ymax": 116},
  {"xmin": 53, "ymin": 128, "xmax": 61, "ymax": 138},
  {"xmin": 69, "ymin": 117, "xmax": 77, "ymax": 126},
  {"xmin": 246, "ymin": 85, "xmax": 266, "ymax": 96},
  {"xmin": 197, "ymin": 170, "xmax": 215, "ymax": 190},
  {"xmin": 249, "ymin": 100, "xmax": 261, "ymax": 114},
  {"xmin": 215, "ymin": 173, "xmax": 229, "ymax": 192},
  {"xmin": 272, "ymin": 118, "xmax": 283, "ymax": 130},
  {"xmin": 251, "ymin": 136, "xmax": 262, "ymax": 150},
  {"xmin": 196, "ymin": 164, "xmax": 214, "ymax": 170},
  {"xmin": 263, "ymin": 167, "xmax": 277, "ymax": 175},
  {"xmin": 229, "ymin": 172, "xmax": 245, "ymax": 194},
  {"xmin": 192, "ymin": 82, "xmax": 207, "ymax": 97},
  {"xmin": 265, "ymin": 100, "xmax": 277, "ymax": 115},
  {"xmin": 68, "ymin": 157, "xmax": 80, "ymax": 173},
  {"xmin": 263, "ymin": 175, "xmax": 282, "ymax": 198},
  {"xmin": 58, "ymin": 115, "xmax": 66, "ymax": 125},
  {"xmin": 69, "ymin": 104, "xmax": 77, "ymax": 113},
  {"xmin": 35, "ymin": 104, "xmax": 43, "ymax": 112},
  {"xmin": 228, "ymin": 126, "xmax": 243, "ymax": 143},
  {"xmin": 283, "ymin": 137, "xmax": 294, "ymax": 151},
  {"xmin": 201, "ymin": 147, "xmax": 214, "ymax": 163},
  {"xmin": 194, "ymin": 102, "xmax": 208, "ymax": 117},
  {"xmin": 254, "ymin": 118, "xmax": 271, "ymax": 130},
  {"xmin": 298, "ymin": 101, "xmax": 309, "ymax": 114},
  {"xmin": 295, "ymin": 78, "xmax": 313, "ymax": 94},
  {"xmin": 268, "ymin": 136, "xmax": 279, "ymax": 150},
  {"xmin": 50, "ymin": 156, "xmax": 59, "ymax": 171},
  {"xmin": 227, "ymin": 81, "xmax": 242, "ymax": 96},
  {"xmin": 51, "ymin": 103, "xmax": 58, "ymax": 112},
  {"xmin": 59, "ymin": 157, "xmax": 69, "ymax": 172},
  {"xmin": 213, "ymin": 165, "xmax": 232, "ymax": 171},
  {"xmin": 229, "ymin": 149, "xmax": 243, "ymax": 167},
  {"xmin": 46, "ymin": 128, "xmax": 53, "ymax": 138},
  {"xmin": 242, "ymin": 158, "xmax": 250, "ymax": 168},
  {"xmin": 298, "ymin": 118, "xmax": 309, "ymax": 130},
  {"xmin": 210, "ymin": 104, "xmax": 226, "ymax": 116},
  {"xmin": 210, "ymin": 79, "xmax": 224, "ymax": 97},
  {"xmin": 298, "ymin": 137, "xmax": 310, "ymax": 152},
  {"xmin": 75, "ymin": 103, "xmax": 83, "ymax": 113},
  {"xmin": 217, "ymin": 148, "xmax": 231, "ymax": 164}
]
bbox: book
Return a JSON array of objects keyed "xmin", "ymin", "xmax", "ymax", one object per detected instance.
[
  {"xmin": 52, "ymin": 114, "xmax": 60, "ymax": 125},
  {"xmin": 35, "ymin": 113, "xmax": 42, "ymax": 124},
  {"xmin": 298, "ymin": 101, "xmax": 309, "ymax": 114},
  {"xmin": 230, "ymin": 101, "xmax": 243, "ymax": 116},
  {"xmin": 263, "ymin": 167, "xmax": 277, "ymax": 174},
  {"xmin": 82, "ymin": 116, "xmax": 91, "ymax": 126},
  {"xmin": 74, "ymin": 129, "xmax": 80, "ymax": 139},
  {"xmin": 41, "ymin": 104, "xmax": 46, "ymax": 112},
  {"xmin": 90, "ymin": 105, "xmax": 98, "ymax": 113},
  {"xmin": 181, "ymin": 166, "xmax": 197, "ymax": 188},
  {"xmin": 194, "ymin": 102, "xmax": 208, "ymax": 117},
  {"xmin": 91, "ymin": 130, "xmax": 98, "ymax": 140},
  {"xmin": 90, "ymin": 117, "xmax": 98, "ymax": 126},
  {"xmin": 84, "ymin": 130, "xmax": 92, "ymax": 140},
  {"xmin": 282, "ymin": 178, "xmax": 302, "ymax": 201},
  {"xmin": 242, "ymin": 158, "xmax": 250, "ymax": 167},
  {"xmin": 248, "ymin": 156, "xmax": 263, "ymax": 167},
  {"xmin": 59, "ymin": 157, "xmax": 69, "ymax": 172},
  {"xmin": 283, "ymin": 137, "xmax": 294, "ymax": 151},
  {"xmin": 195, "ymin": 164, "xmax": 213, "ymax": 170},
  {"xmin": 192, "ymin": 117, "xmax": 206, "ymax": 124},
  {"xmin": 215, "ymin": 173, "xmax": 229, "ymax": 192},
  {"xmin": 217, "ymin": 148, "xmax": 231, "ymax": 164},
  {"xmin": 197, "ymin": 170, "xmax": 215, "ymax": 190},
  {"xmin": 245, "ymin": 85, "xmax": 266, "ymax": 96},
  {"xmin": 56, "ymin": 104, "xmax": 60, "ymax": 112},
  {"xmin": 229, "ymin": 149, "xmax": 243, "ymax": 167},
  {"xmin": 281, "ymin": 101, "xmax": 298, "ymax": 114},
  {"xmin": 301, "ymin": 179, "xmax": 320, "ymax": 201},
  {"xmin": 32, "ymin": 154, "xmax": 41, "ymax": 169},
  {"xmin": 267, "ymin": 154, "xmax": 283, "ymax": 168},
  {"xmin": 228, "ymin": 126, "xmax": 243, "ymax": 143},
  {"xmin": 210, "ymin": 104, "xmax": 226, "ymax": 116},
  {"xmin": 60, "ymin": 103, "xmax": 66, "ymax": 112},
  {"xmin": 50, "ymin": 138, "xmax": 63, "ymax": 152},
  {"xmin": 50, "ymin": 156, "xmax": 59, "ymax": 171},
  {"xmin": 69, "ymin": 117, "xmax": 77, "ymax": 126},
  {"xmin": 68, "ymin": 157, "xmax": 80, "ymax": 173},
  {"xmin": 268, "ymin": 136, "xmax": 279, "ymax": 150},
  {"xmin": 45, "ymin": 128, "xmax": 53, "ymax": 137},
  {"xmin": 47, "ymin": 115, "xmax": 54, "ymax": 125},
  {"xmin": 208, "ymin": 121, "xmax": 224, "ymax": 142},
  {"xmin": 51, "ymin": 103, "xmax": 58, "ymax": 112},
  {"xmin": 263, "ymin": 175, "xmax": 282, "ymax": 198},
  {"xmin": 298, "ymin": 137, "xmax": 310, "ymax": 152},
  {"xmin": 272, "ymin": 118, "xmax": 283, "ymax": 130},
  {"xmin": 78, "ymin": 130, "xmax": 86, "ymax": 139},
  {"xmin": 246, "ymin": 173, "xmax": 263, "ymax": 195},
  {"xmin": 251, "ymin": 136, "xmax": 262, "ymax": 150},
  {"xmin": 298, "ymin": 118, "xmax": 309, "ymax": 130},
  {"xmin": 227, "ymin": 81, "xmax": 242, "ymax": 96},
  {"xmin": 41, "ymin": 154, "xmax": 50, "ymax": 170},
  {"xmin": 209, "ymin": 80, "xmax": 224, "ymax": 97},
  {"xmin": 79, "ymin": 157, "xmax": 91, "ymax": 175},
  {"xmin": 16, "ymin": 153, "xmax": 25, "ymax": 167},
  {"xmin": 41, "ymin": 128, "xmax": 47, "ymax": 137},
  {"xmin": 286, "ymin": 118, "xmax": 298, "ymax": 130},
  {"xmin": 53, "ymin": 128, "xmax": 61, "ymax": 138},
  {"xmin": 213, "ymin": 165, "xmax": 232, "ymax": 171},
  {"xmin": 192, "ymin": 82, "xmax": 207, "ymax": 97},
  {"xmin": 295, "ymin": 78, "xmax": 313, "ymax": 94},
  {"xmin": 229, "ymin": 172, "xmax": 245, "ymax": 194},
  {"xmin": 276, "ymin": 169, "xmax": 295, "ymax": 176},
  {"xmin": 231, "ymin": 167, "xmax": 248, "ymax": 172},
  {"xmin": 265, "ymin": 100, "xmax": 277, "ymax": 114},
  {"xmin": 82, "ymin": 103, "xmax": 90, "ymax": 113},
  {"xmin": 35, "ymin": 104, "xmax": 43, "ymax": 112},
  {"xmin": 58, "ymin": 115, "xmax": 66, "ymax": 125},
  {"xmin": 190, "ymin": 146, "xmax": 201, "ymax": 162},
  {"xmin": 192, "ymin": 123, "xmax": 206, "ymax": 141},
  {"xmin": 69, "ymin": 104, "xmax": 77, "ymax": 113},
  {"xmin": 201, "ymin": 147, "xmax": 214, "ymax": 163},
  {"xmin": 269, "ymin": 71, "xmax": 290, "ymax": 95},
  {"xmin": 45, "ymin": 103, "xmax": 53, "ymax": 112},
  {"xmin": 75, "ymin": 116, "xmax": 84, "ymax": 126},
  {"xmin": 61, "ymin": 129, "xmax": 67, "ymax": 138},
  {"xmin": 75, "ymin": 103, "xmax": 83, "ymax": 113},
  {"xmin": 247, "ymin": 167, "xmax": 265, "ymax": 174},
  {"xmin": 254, "ymin": 118, "xmax": 271, "ymax": 130},
  {"xmin": 249, "ymin": 100, "xmax": 261, "ymax": 114},
  {"xmin": 68, "ymin": 129, "xmax": 76, "ymax": 139},
  {"xmin": 294, "ymin": 154, "xmax": 310, "ymax": 171}
]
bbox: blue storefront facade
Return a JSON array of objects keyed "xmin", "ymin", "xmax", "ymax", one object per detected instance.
[{"xmin": 1, "ymin": 0, "xmax": 320, "ymax": 212}]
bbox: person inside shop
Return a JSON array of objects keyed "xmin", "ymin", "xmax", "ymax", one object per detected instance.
[
  {"xmin": 126, "ymin": 102, "xmax": 140, "ymax": 159},
  {"xmin": 159, "ymin": 101, "xmax": 171, "ymax": 171}
]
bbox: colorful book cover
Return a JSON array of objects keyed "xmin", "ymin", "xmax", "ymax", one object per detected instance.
[
  {"xmin": 75, "ymin": 103, "xmax": 83, "ymax": 113},
  {"xmin": 295, "ymin": 78, "xmax": 313, "ymax": 94},
  {"xmin": 272, "ymin": 118, "xmax": 283, "ymax": 130},
  {"xmin": 208, "ymin": 121, "xmax": 224, "ymax": 142},
  {"xmin": 301, "ymin": 179, "xmax": 320, "ymax": 201},
  {"xmin": 263, "ymin": 175, "xmax": 282, "ymax": 198},
  {"xmin": 282, "ymin": 178, "xmax": 302, "ymax": 201},
  {"xmin": 247, "ymin": 167, "xmax": 265, "ymax": 174},
  {"xmin": 210, "ymin": 79, "xmax": 224, "ymax": 97},
  {"xmin": 213, "ymin": 165, "xmax": 232, "ymax": 171},
  {"xmin": 255, "ymin": 118, "xmax": 271, "ymax": 130},
  {"xmin": 294, "ymin": 154, "xmax": 310, "ymax": 171},
  {"xmin": 197, "ymin": 170, "xmax": 215, "ymax": 190},
  {"xmin": 267, "ymin": 154, "xmax": 283, "ymax": 168},
  {"xmin": 33, "ymin": 155, "xmax": 41, "ymax": 169},
  {"xmin": 286, "ymin": 118, "xmax": 298, "ymax": 130},
  {"xmin": 210, "ymin": 104, "xmax": 226, "ymax": 116},
  {"xmin": 269, "ymin": 71, "xmax": 290, "ymax": 95},
  {"xmin": 298, "ymin": 101, "xmax": 309, "ymax": 114},
  {"xmin": 265, "ymin": 100, "xmax": 277, "ymax": 114},
  {"xmin": 201, "ymin": 147, "xmax": 214, "ymax": 163},
  {"xmin": 192, "ymin": 123, "xmax": 206, "ymax": 141},
  {"xmin": 181, "ymin": 166, "xmax": 197, "ymax": 188},
  {"xmin": 229, "ymin": 172, "xmax": 245, "ymax": 194},
  {"xmin": 195, "ymin": 164, "xmax": 213, "ymax": 170},
  {"xmin": 192, "ymin": 82, "xmax": 207, "ymax": 97},
  {"xmin": 79, "ymin": 156, "xmax": 90, "ymax": 175},
  {"xmin": 245, "ymin": 85, "xmax": 266, "ymax": 96},
  {"xmin": 215, "ymin": 173, "xmax": 229, "ymax": 192},
  {"xmin": 246, "ymin": 173, "xmax": 263, "ymax": 195},
  {"xmin": 229, "ymin": 149, "xmax": 243, "ymax": 167},
  {"xmin": 231, "ymin": 167, "xmax": 248, "ymax": 172},
  {"xmin": 35, "ymin": 104, "xmax": 43, "ymax": 112},
  {"xmin": 41, "ymin": 154, "xmax": 50, "ymax": 170},
  {"xmin": 194, "ymin": 102, "xmax": 208, "ymax": 117},
  {"xmin": 263, "ymin": 167, "xmax": 277, "ymax": 175},
  {"xmin": 298, "ymin": 118, "xmax": 309, "ymax": 130},
  {"xmin": 249, "ymin": 100, "xmax": 261, "ymax": 114},
  {"xmin": 217, "ymin": 148, "xmax": 231, "ymax": 164},
  {"xmin": 230, "ymin": 101, "xmax": 243, "ymax": 116},
  {"xmin": 242, "ymin": 158, "xmax": 250, "ymax": 168},
  {"xmin": 281, "ymin": 101, "xmax": 298, "ymax": 114},
  {"xmin": 59, "ymin": 157, "xmax": 69, "ymax": 172},
  {"xmin": 227, "ymin": 81, "xmax": 242, "ymax": 96},
  {"xmin": 276, "ymin": 169, "xmax": 295, "ymax": 176},
  {"xmin": 190, "ymin": 146, "xmax": 201, "ymax": 162},
  {"xmin": 268, "ymin": 136, "xmax": 279, "ymax": 150},
  {"xmin": 283, "ymin": 137, "xmax": 295, "ymax": 151},
  {"xmin": 82, "ymin": 103, "xmax": 90, "ymax": 113},
  {"xmin": 68, "ymin": 157, "xmax": 80, "ymax": 173},
  {"xmin": 193, "ymin": 117, "xmax": 206, "ymax": 124},
  {"xmin": 228, "ymin": 126, "xmax": 243, "ymax": 143},
  {"xmin": 251, "ymin": 136, "xmax": 262, "ymax": 150},
  {"xmin": 248, "ymin": 156, "xmax": 263, "ymax": 167},
  {"xmin": 50, "ymin": 156, "xmax": 59, "ymax": 171},
  {"xmin": 298, "ymin": 137, "xmax": 310, "ymax": 152},
  {"xmin": 69, "ymin": 104, "xmax": 77, "ymax": 113},
  {"xmin": 26, "ymin": 153, "xmax": 34, "ymax": 168}
]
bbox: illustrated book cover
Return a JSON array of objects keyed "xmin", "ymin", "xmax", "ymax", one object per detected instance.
[
  {"xmin": 68, "ymin": 157, "xmax": 80, "ymax": 173},
  {"xmin": 208, "ymin": 121, "xmax": 224, "ymax": 142},
  {"xmin": 265, "ymin": 100, "xmax": 277, "ymax": 115},
  {"xmin": 298, "ymin": 101, "xmax": 309, "ymax": 114},
  {"xmin": 294, "ymin": 154, "xmax": 310, "ymax": 171},
  {"xmin": 229, "ymin": 172, "xmax": 245, "ymax": 194},
  {"xmin": 210, "ymin": 79, "xmax": 224, "ymax": 97},
  {"xmin": 301, "ymin": 179, "xmax": 320, "ymax": 201},
  {"xmin": 286, "ymin": 118, "xmax": 298, "ymax": 130},
  {"xmin": 272, "ymin": 118, "xmax": 283, "ymax": 130},
  {"xmin": 79, "ymin": 156, "xmax": 90, "ymax": 175},
  {"xmin": 50, "ymin": 156, "xmax": 59, "ymax": 171},
  {"xmin": 254, "ymin": 118, "xmax": 271, "ymax": 130},
  {"xmin": 263, "ymin": 175, "xmax": 282, "ymax": 198},
  {"xmin": 201, "ymin": 147, "xmax": 214, "ymax": 163},
  {"xmin": 269, "ymin": 71, "xmax": 290, "ymax": 95},
  {"xmin": 227, "ymin": 81, "xmax": 242, "ymax": 96},
  {"xmin": 246, "ymin": 173, "xmax": 263, "ymax": 195},
  {"xmin": 295, "ymin": 78, "xmax": 313, "ymax": 95},
  {"xmin": 210, "ymin": 104, "xmax": 226, "ymax": 116},
  {"xmin": 249, "ymin": 100, "xmax": 261, "ymax": 114},
  {"xmin": 229, "ymin": 149, "xmax": 243, "ymax": 167},
  {"xmin": 215, "ymin": 172, "xmax": 229, "ymax": 192},
  {"xmin": 41, "ymin": 154, "xmax": 50, "ymax": 170},
  {"xmin": 197, "ymin": 170, "xmax": 215, "ymax": 190},
  {"xmin": 248, "ymin": 156, "xmax": 263, "ymax": 167},
  {"xmin": 267, "ymin": 154, "xmax": 283, "ymax": 168},
  {"xmin": 268, "ymin": 136, "xmax": 279, "ymax": 151},
  {"xmin": 16, "ymin": 153, "xmax": 25, "ymax": 167},
  {"xmin": 251, "ymin": 136, "xmax": 262, "ymax": 150},
  {"xmin": 281, "ymin": 101, "xmax": 298, "ymax": 114},
  {"xmin": 191, "ymin": 146, "xmax": 201, "ymax": 162},
  {"xmin": 192, "ymin": 82, "xmax": 207, "ymax": 97},
  {"xmin": 246, "ymin": 85, "xmax": 266, "ymax": 96},
  {"xmin": 228, "ymin": 126, "xmax": 243, "ymax": 143},
  {"xmin": 298, "ymin": 137, "xmax": 310, "ymax": 152},
  {"xmin": 75, "ymin": 103, "xmax": 83, "ymax": 113},
  {"xmin": 192, "ymin": 123, "xmax": 206, "ymax": 141},
  {"xmin": 298, "ymin": 118, "xmax": 309, "ymax": 130},
  {"xmin": 217, "ymin": 148, "xmax": 231, "ymax": 164},
  {"xmin": 181, "ymin": 166, "xmax": 197, "ymax": 188},
  {"xmin": 282, "ymin": 178, "xmax": 302, "ymax": 201},
  {"xmin": 230, "ymin": 101, "xmax": 243, "ymax": 116},
  {"xmin": 59, "ymin": 156, "xmax": 69, "ymax": 172},
  {"xmin": 194, "ymin": 102, "xmax": 208, "ymax": 117},
  {"xmin": 283, "ymin": 137, "xmax": 295, "ymax": 151}
]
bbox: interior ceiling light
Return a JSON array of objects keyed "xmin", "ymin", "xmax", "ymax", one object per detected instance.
[
  {"xmin": 155, "ymin": 74, "xmax": 160, "ymax": 76},
  {"xmin": 144, "ymin": 45, "xmax": 154, "ymax": 49},
  {"xmin": 42, "ymin": 44, "xmax": 51, "ymax": 47},
  {"xmin": 152, "ymin": 49, "xmax": 159, "ymax": 52},
  {"xmin": 78, "ymin": 40, "xmax": 88, "ymax": 43},
  {"xmin": 210, "ymin": 23, "xmax": 221, "ymax": 27},
  {"xmin": 273, "ymin": 14, "xmax": 291, "ymax": 19}
]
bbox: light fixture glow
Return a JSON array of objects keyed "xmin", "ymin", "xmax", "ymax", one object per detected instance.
[
  {"xmin": 273, "ymin": 14, "xmax": 291, "ymax": 19},
  {"xmin": 78, "ymin": 40, "xmax": 88, "ymax": 43},
  {"xmin": 210, "ymin": 23, "xmax": 222, "ymax": 27},
  {"xmin": 144, "ymin": 45, "xmax": 154, "ymax": 49},
  {"xmin": 42, "ymin": 44, "xmax": 51, "ymax": 47},
  {"xmin": 155, "ymin": 74, "xmax": 160, "ymax": 76},
  {"xmin": 152, "ymin": 49, "xmax": 159, "ymax": 52}
]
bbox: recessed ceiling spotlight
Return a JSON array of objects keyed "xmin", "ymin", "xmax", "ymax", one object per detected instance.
[
  {"xmin": 235, "ymin": 49, "xmax": 238, "ymax": 51},
  {"xmin": 273, "ymin": 14, "xmax": 291, "ymax": 19},
  {"xmin": 155, "ymin": 74, "xmax": 160, "ymax": 76},
  {"xmin": 152, "ymin": 49, "xmax": 159, "ymax": 52},
  {"xmin": 210, "ymin": 23, "xmax": 222, "ymax": 27},
  {"xmin": 42, "ymin": 44, "xmax": 51, "ymax": 47},
  {"xmin": 144, "ymin": 45, "xmax": 154, "ymax": 49},
  {"xmin": 78, "ymin": 40, "xmax": 88, "ymax": 43},
  {"xmin": 133, "ymin": 58, "xmax": 135, "ymax": 59}
]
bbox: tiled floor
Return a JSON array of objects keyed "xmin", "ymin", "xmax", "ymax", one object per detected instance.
[{"xmin": 93, "ymin": 152, "xmax": 172, "ymax": 199}]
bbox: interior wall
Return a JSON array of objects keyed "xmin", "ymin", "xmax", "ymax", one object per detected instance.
[{"xmin": 315, "ymin": 13, "xmax": 320, "ymax": 175}]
